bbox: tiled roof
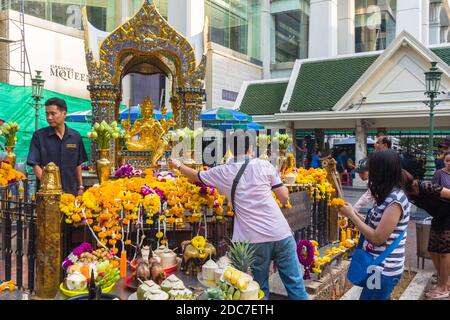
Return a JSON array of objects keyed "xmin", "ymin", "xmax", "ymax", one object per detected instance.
[
  {"xmin": 287, "ymin": 54, "xmax": 379, "ymax": 112},
  {"xmin": 239, "ymin": 46, "xmax": 450, "ymax": 116},
  {"xmin": 239, "ymin": 81, "xmax": 288, "ymax": 115},
  {"xmin": 431, "ymin": 46, "xmax": 450, "ymax": 65}
]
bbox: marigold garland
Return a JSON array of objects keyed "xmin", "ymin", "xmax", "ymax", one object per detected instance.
[
  {"xmin": 0, "ymin": 161, "xmax": 25, "ymax": 187},
  {"xmin": 60, "ymin": 171, "xmax": 227, "ymax": 251}
]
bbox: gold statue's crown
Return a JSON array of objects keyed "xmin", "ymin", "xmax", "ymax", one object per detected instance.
[{"xmin": 140, "ymin": 96, "xmax": 154, "ymax": 117}]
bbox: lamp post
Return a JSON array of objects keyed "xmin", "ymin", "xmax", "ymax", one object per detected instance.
[
  {"xmin": 423, "ymin": 62, "xmax": 443, "ymax": 181},
  {"xmin": 31, "ymin": 70, "xmax": 45, "ymax": 131}
]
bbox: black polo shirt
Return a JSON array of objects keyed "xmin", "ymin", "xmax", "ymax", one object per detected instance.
[{"xmin": 27, "ymin": 125, "xmax": 88, "ymax": 195}]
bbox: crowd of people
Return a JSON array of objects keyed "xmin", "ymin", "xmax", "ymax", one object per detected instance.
[
  {"xmin": 342, "ymin": 135, "xmax": 450, "ymax": 300},
  {"xmin": 13, "ymin": 96, "xmax": 450, "ymax": 300}
]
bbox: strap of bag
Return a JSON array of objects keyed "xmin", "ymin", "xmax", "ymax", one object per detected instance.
[
  {"xmin": 356, "ymin": 211, "xmax": 407, "ymax": 265},
  {"xmin": 355, "ymin": 211, "xmax": 371, "ymax": 250},
  {"xmin": 356, "ymin": 209, "xmax": 407, "ymax": 265},
  {"xmin": 231, "ymin": 158, "xmax": 252, "ymax": 211},
  {"xmin": 372, "ymin": 228, "xmax": 406, "ymax": 265}
]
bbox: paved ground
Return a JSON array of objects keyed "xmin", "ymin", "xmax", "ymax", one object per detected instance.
[{"xmin": 0, "ymin": 186, "xmax": 438, "ymax": 300}]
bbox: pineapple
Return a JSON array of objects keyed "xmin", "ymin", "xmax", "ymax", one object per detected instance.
[{"xmin": 229, "ymin": 241, "xmax": 256, "ymax": 274}]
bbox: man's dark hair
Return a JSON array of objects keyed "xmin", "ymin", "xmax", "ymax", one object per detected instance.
[
  {"xmin": 355, "ymin": 157, "xmax": 368, "ymax": 173},
  {"xmin": 378, "ymin": 135, "xmax": 392, "ymax": 149},
  {"xmin": 368, "ymin": 149, "xmax": 402, "ymax": 205},
  {"xmin": 231, "ymin": 130, "xmax": 255, "ymax": 158},
  {"xmin": 45, "ymin": 98, "xmax": 67, "ymax": 112}
]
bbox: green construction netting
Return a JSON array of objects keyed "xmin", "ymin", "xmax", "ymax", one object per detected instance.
[{"xmin": 0, "ymin": 82, "xmax": 94, "ymax": 164}]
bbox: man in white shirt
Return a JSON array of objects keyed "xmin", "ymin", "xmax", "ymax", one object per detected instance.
[
  {"xmin": 353, "ymin": 158, "xmax": 373, "ymax": 212},
  {"xmin": 169, "ymin": 132, "xmax": 309, "ymax": 300}
]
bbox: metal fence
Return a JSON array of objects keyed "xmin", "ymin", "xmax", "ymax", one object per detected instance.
[
  {"xmin": 1, "ymin": 183, "xmax": 325, "ymax": 294},
  {"xmin": 290, "ymin": 194, "xmax": 332, "ymax": 248},
  {"xmin": 0, "ymin": 180, "xmax": 36, "ymax": 293}
]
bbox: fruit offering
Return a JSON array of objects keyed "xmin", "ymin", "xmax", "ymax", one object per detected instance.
[
  {"xmin": 222, "ymin": 266, "xmax": 252, "ymax": 291},
  {"xmin": 137, "ymin": 280, "xmax": 169, "ymax": 300},
  {"xmin": 96, "ymin": 264, "xmax": 120, "ymax": 289},
  {"xmin": 215, "ymin": 280, "xmax": 260, "ymax": 300}
]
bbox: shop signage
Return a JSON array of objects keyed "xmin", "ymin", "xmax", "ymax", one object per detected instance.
[{"xmin": 49, "ymin": 65, "xmax": 89, "ymax": 83}]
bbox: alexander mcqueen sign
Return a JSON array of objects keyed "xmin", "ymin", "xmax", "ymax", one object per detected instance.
[{"xmin": 50, "ymin": 65, "xmax": 89, "ymax": 82}]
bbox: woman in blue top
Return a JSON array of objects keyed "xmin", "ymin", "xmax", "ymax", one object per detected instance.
[
  {"xmin": 311, "ymin": 150, "xmax": 322, "ymax": 168},
  {"xmin": 340, "ymin": 150, "xmax": 410, "ymax": 300}
]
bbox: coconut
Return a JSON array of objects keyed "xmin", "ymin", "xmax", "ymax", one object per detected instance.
[
  {"xmin": 240, "ymin": 281, "xmax": 260, "ymax": 300},
  {"xmin": 202, "ymin": 259, "xmax": 218, "ymax": 281},
  {"xmin": 137, "ymin": 280, "xmax": 159, "ymax": 300}
]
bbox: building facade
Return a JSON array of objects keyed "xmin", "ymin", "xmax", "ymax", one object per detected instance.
[{"xmin": 1, "ymin": 0, "xmax": 450, "ymax": 104}]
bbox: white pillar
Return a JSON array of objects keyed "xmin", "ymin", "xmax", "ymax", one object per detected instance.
[
  {"xmin": 353, "ymin": 119, "xmax": 368, "ymax": 187},
  {"xmin": 338, "ymin": 0, "xmax": 355, "ymax": 55},
  {"xmin": 167, "ymin": 0, "xmax": 205, "ymax": 109},
  {"xmin": 120, "ymin": 0, "xmax": 132, "ymax": 106},
  {"xmin": 261, "ymin": 0, "xmax": 271, "ymax": 79},
  {"xmin": 422, "ymin": 0, "xmax": 430, "ymax": 45},
  {"xmin": 429, "ymin": 0, "xmax": 442, "ymax": 44},
  {"xmin": 396, "ymin": 0, "xmax": 422, "ymax": 41},
  {"xmin": 168, "ymin": 0, "xmax": 205, "ymax": 63},
  {"xmin": 309, "ymin": 0, "xmax": 338, "ymax": 58},
  {"xmin": 286, "ymin": 122, "xmax": 295, "ymax": 155}
]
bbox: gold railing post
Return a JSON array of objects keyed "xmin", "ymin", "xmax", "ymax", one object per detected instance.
[
  {"xmin": 322, "ymin": 156, "xmax": 343, "ymax": 243},
  {"xmin": 35, "ymin": 162, "xmax": 63, "ymax": 299}
]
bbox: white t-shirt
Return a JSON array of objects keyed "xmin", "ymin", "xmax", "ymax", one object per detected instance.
[{"xmin": 198, "ymin": 157, "xmax": 292, "ymax": 244}]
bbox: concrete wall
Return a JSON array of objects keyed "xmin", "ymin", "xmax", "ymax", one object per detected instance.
[
  {"xmin": 0, "ymin": 10, "xmax": 8, "ymax": 83},
  {"xmin": 397, "ymin": 0, "xmax": 423, "ymax": 41},
  {"xmin": 206, "ymin": 43, "xmax": 262, "ymax": 109},
  {"xmin": 6, "ymin": 10, "xmax": 89, "ymax": 99}
]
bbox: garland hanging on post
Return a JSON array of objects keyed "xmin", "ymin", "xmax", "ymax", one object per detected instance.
[{"xmin": 297, "ymin": 240, "xmax": 315, "ymax": 280}]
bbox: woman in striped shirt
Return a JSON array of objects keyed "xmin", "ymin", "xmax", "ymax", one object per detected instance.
[{"xmin": 340, "ymin": 149, "xmax": 410, "ymax": 300}]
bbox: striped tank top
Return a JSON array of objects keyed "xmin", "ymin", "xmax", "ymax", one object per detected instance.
[{"xmin": 363, "ymin": 189, "xmax": 410, "ymax": 277}]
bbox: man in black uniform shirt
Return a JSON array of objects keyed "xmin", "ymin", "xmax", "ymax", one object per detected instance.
[{"xmin": 27, "ymin": 97, "xmax": 88, "ymax": 195}]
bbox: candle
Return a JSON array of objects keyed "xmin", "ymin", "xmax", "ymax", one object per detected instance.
[
  {"xmin": 120, "ymin": 250, "xmax": 127, "ymax": 278},
  {"xmin": 347, "ymin": 228, "xmax": 352, "ymax": 240},
  {"xmin": 340, "ymin": 230, "xmax": 346, "ymax": 243}
]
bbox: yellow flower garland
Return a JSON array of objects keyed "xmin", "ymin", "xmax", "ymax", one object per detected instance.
[{"xmin": 60, "ymin": 173, "xmax": 227, "ymax": 250}]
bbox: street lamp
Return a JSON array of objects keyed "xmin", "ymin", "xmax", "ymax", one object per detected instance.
[
  {"xmin": 31, "ymin": 70, "xmax": 45, "ymax": 131},
  {"xmin": 423, "ymin": 62, "xmax": 443, "ymax": 181}
]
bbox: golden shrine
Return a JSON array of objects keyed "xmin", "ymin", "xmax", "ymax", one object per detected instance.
[
  {"xmin": 120, "ymin": 96, "xmax": 174, "ymax": 167},
  {"xmin": 82, "ymin": 0, "xmax": 207, "ymax": 169}
]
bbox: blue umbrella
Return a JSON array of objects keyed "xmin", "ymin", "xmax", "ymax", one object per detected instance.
[
  {"xmin": 230, "ymin": 109, "xmax": 253, "ymax": 122},
  {"xmin": 201, "ymin": 107, "xmax": 251, "ymax": 122},
  {"xmin": 67, "ymin": 106, "xmax": 172, "ymax": 123},
  {"xmin": 206, "ymin": 122, "xmax": 264, "ymax": 131},
  {"xmin": 119, "ymin": 106, "xmax": 140, "ymax": 120},
  {"xmin": 66, "ymin": 110, "xmax": 92, "ymax": 122},
  {"xmin": 119, "ymin": 106, "xmax": 172, "ymax": 120},
  {"xmin": 334, "ymin": 137, "xmax": 376, "ymax": 146}
]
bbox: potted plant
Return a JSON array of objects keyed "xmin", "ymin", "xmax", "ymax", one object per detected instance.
[
  {"xmin": 0, "ymin": 121, "xmax": 20, "ymax": 168},
  {"xmin": 87, "ymin": 121, "xmax": 121, "ymax": 184},
  {"xmin": 256, "ymin": 134, "xmax": 271, "ymax": 160},
  {"xmin": 173, "ymin": 127, "xmax": 203, "ymax": 168},
  {"xmin": 272, "ymin": 132, "xmax": 293, "ymax": 170}
]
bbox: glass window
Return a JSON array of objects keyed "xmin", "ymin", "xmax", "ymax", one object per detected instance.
[
  {"xmin": 5, "ymin": 1, "xmax": 116, "ymax": 32},
  {"xmin": 271, "ymin": 0, "xmax": 310, "ymax": 63},
  {"xmin": 131, "ymin": 0, "xmax": 167, "ymax": 19},
  {"xmin": 355, "ymin": 0, "xmax": 396, "ymax": 53},
  {"xmin": 10, "ymin": 0, "xmax": 46, "ymax": 20},
  {"xmin": 205, "ymin": 0, "xmax": 261, "ymax": 61},
  {"xmin": 130, "ymin": 73, "xmax": 166, "ymax": 109}
]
